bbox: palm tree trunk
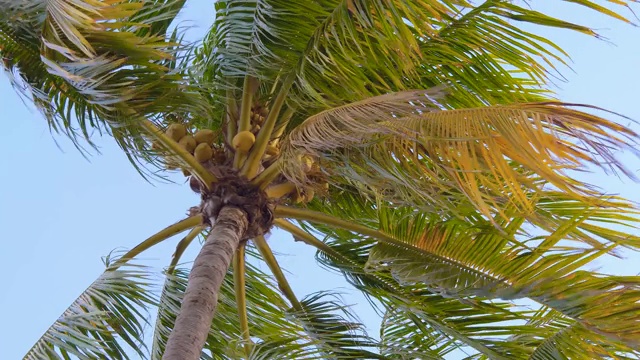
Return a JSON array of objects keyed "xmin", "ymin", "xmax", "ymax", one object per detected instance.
[{"xmin": 163, "ymin": 206, "xmax": 248, "ymax": 360}]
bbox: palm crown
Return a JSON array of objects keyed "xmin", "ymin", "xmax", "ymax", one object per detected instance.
[{"xmin": 2, "ymin": 0, "xmax": 640, "ymax": 359}]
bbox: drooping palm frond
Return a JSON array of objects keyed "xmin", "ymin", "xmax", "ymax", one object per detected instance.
[
  {"xmin": 365, "ymin": 214, "xmax": 640, "ymax": 348},
  {"xmin": 23, "ymin": 254, "xmax": 155, "ymax": 360},
  {"xmin": 280, "ymin": 219, "xmax": 551, "ymax": 359},
  {"xmin": 281, "ymin": 94, "xmax": 639, "ymax": 221},
  {"xmin": 0, "ymin": 0, "xmax": 211, "ymax": 178},
  {"xmin": 274, "ymin": 184, "xmax": 640, "ymax": 357}
]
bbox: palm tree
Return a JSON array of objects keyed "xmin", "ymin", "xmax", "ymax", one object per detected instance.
[{"xmin": 3, "ymin": 0, "xmax": 640, "ymax": 359}]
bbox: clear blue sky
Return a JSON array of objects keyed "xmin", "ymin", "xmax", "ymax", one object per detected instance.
[{"xmin": 1, "ymin": 2, "xmax": 639, "ymax": 359}]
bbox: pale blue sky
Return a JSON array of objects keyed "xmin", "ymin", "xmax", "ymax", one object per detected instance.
[{"xmin": 1, "ymin": 2, "xmax": 639, "ymax": 359}]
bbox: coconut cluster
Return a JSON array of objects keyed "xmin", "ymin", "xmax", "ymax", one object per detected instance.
[
  {"xmin": 157, "ymin": 122, "xmax": 228, "ymax": 175},
  {"xmin": 156, "ymin": 106, "xmax": 329, "ymax": 206}
]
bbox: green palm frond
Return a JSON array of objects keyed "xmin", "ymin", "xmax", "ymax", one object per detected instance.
[
  {"xmin": 203, "ymin": 0, "xmax": 636, "ymax": 119},
  {"xmin": 250, "ymin": 291, "xmax": 382, "ymax": 360},
  {"xmin": 152, "ymin": 247, "xmax": 380, "ymax": 359},
  {"xmin": 281, "ymin": 219, "xmax": 538, "ymax": 358},
  {"xmin": 282, "ymin": 95, "xmax": 639, "ymax": 220},
  {"xmin": 513, "ymin": 307, "xmax": 640, "ymax": 360},
  {"xmin": 362, "ymin": 209, "xmax": 640, "ymax": 349},
  {"xmin": 279, "ymin": 189, "xmax": 640, "ymax": 356},
  {"xmin": 23, "ymin": 253, "xmax": 155, "ymax": 360},
  {"xmin": 0, "ymin": 0, "xmax": 210, "ymax": 178}
]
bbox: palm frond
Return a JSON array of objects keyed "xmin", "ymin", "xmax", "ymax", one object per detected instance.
[
  {"xmin": 514, "ymin": 307, "xmax": 640, "ymax": 360},
  {"xmin": 0, "ymin": 0, "xmax": 210, "ymax": 179},
  {"xmin": 284, "ymin": 220, "xmax": 546, "ymax": 359},
  {"xmin": 151, "ymin": 247, "xmax": 379, "ymax": 359},
  {"xmin": 282, "ymin": 97, "xmax": 639, "ymax": 220},
  {"xmin": 280, "ymin": 189, "xmax": 640, "ymax": 356},
  {"xmin": 362, "ymin": 207, "xmax": 640, "ymax": 349},
  {"xmin": 24, "ymin": 253, "xmax": 155, "ymax": 360},
  {"xmin": 202, "ymin": 0, "xmax": 636, "ymax": 121}
]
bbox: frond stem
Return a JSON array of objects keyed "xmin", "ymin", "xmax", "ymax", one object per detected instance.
[
  {"xmin": 265, "ymin": 182, "xmax": 297, "ymax": 199},
  {"xmin": 113, "ymin": 215, "xmax": 203, "ymax": 268},
  {"xmin": 270, "ymin": 107, "xmax": 295, "ymax": 145},
  {"xmin": 141, "ymin": 120, "xmax": 217, "ymax": 186},
  {"xmin": 226, "ymin": 86, "xmax": 239, "ymax": 145},
  {"xmin": 167, "ymin": 226, "xmax": 205, "ymax": 274},
  {"xmin": 274, "ymin": 219, "xmax": 344, "ymax": 260},
  {"xmin": 241, "ymin": 77, "xmax": 293, "ymax": 178},
  {"xmin": 252, "ymin": 158, "xmax": 283, "ymax": 189},
  {"xmin": 253, "ymin": 235, "xmax": 303, "ymax": 311},
  {"xmin": 274, "ymin": 205, "xmax": 405, "ymax": 246},
  {"xmin": 234, "ymin": 76, "xmax": 259, "ymax": 168},
  {"xmin": 233, "ymin": 243, "xmax": 253, "ymax": 357}
]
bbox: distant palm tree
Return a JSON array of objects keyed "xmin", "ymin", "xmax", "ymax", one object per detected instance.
[{"xmin": 3, "ymin": 1, "xmax": 640, "ymax": 359}]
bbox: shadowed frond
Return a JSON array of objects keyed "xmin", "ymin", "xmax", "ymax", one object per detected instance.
[
  {"xmin": 282, "ymin": 97, "xmax": 639, "ymax": 220},
  {"xmin": 363, "ymin": 208, "xmax": 640, "ymax": 349},
  {"xmin": 512, "ymin": 307, "xmax": 640, "ymax": 360},
  {"xmin": 152, "ymin": 247, "xmax": 380, "ymax": 359},
  {"xmin": 23, "ymin": 254, "xmax": 155, "ymax": 360},
  {"xmin": 281, "ymin": 220, "xmax": 544, "ymax": 359},
  {"xmin": 250, "ymin": 291, "xmax": 382, "ymax": 360}
]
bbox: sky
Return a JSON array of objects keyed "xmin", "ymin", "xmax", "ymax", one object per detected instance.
[{"xmin": 1, "ymin": 2, "xmax": 639, "ymax": 359}]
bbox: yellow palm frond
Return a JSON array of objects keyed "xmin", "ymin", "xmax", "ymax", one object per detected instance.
[{"xmin": 281, "ymin": 94, "xmax": 638, "ymax": 220}]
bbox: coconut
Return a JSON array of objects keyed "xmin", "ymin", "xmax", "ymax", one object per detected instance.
[
  {"xmin": 301, "ymin": 156, "xmax": 314, "ymax": 173},
  {"xmin": 304, "ymin": 188, "xmax": 315, "ymax": 203},
  {"xmin": 178, "ymin": 135, "xmax": 197, "ymax": 153},
  {"xmin": 194, "ymin": 143, "xmax": 214, "ymax": 162},
  {"xmin": 232, "ymin": 130, "xmax": 256, "ymax": 153},
  {"xmin": 194, "ymin": 129, "xmax": 215, "ymax": 145},
  {"xmin": 265, "ymin": 144, "xmax": 280, "ymax": 156},
  {"xmin": 166, "ymin": 123, "xmax": 187, "ymax": 142}
]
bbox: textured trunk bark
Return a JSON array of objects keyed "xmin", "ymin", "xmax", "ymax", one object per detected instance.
[{"xmin": 163, "ymin": 206, "xmax": 248, "ymax": 360}]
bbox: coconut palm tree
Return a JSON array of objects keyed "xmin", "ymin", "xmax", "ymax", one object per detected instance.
[{"xmin": 2, "ymin": 0, "xmax": 640, "ymax": 359}]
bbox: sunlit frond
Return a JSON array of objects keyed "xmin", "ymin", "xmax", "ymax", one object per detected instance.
[
  {"xmin": 202, "ymin": 0, "xmax": 637, "ymax": 123},
  {"xmin": 24, "ymin": 254, "xmax": 155, "ymax": 360},
  {"xmin": 0, "ymin": 0, "xmax": 210, "ymax": 179},
  {"xmin": 282, "ymin": 98, "xmax": 639, "ymax": 220}
]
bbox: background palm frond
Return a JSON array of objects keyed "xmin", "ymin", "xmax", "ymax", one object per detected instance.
[
  {"xmin": 152, "ymin": 247, "xmax": 380, "ymax": 359},
  {"xmin": 23, "ymin": 253, "xmax": 155, "ymax": 360}
]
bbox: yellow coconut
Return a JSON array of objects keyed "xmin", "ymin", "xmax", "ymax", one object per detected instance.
[
  {"xmin": 194, "ymin": 143, "xmax": 214, "ymax": 162},
  {"xmin": 232, "ymin": 130, "xmax": 256, "ymax": 153},
  {"xmin": 265, "ymin": 144, "xmax": 280, "ymax": 156},
  {"xmin": 304, "ymin": 188, "xmax": 315, "ymax": 203},
  {"xmin": 178, "ymin": 135, "xmax": 197, "ymax": 153},
  {"xmin": 301, "ymin": 156, "xmax": 314, "ymax": 173},
  {"xmin": 166, "ymin": 123, "xmax": 187, "ymax": 142},
  {"xmin": 194, "ymin": 129, "xmax": 215, "ymax": 145}
]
